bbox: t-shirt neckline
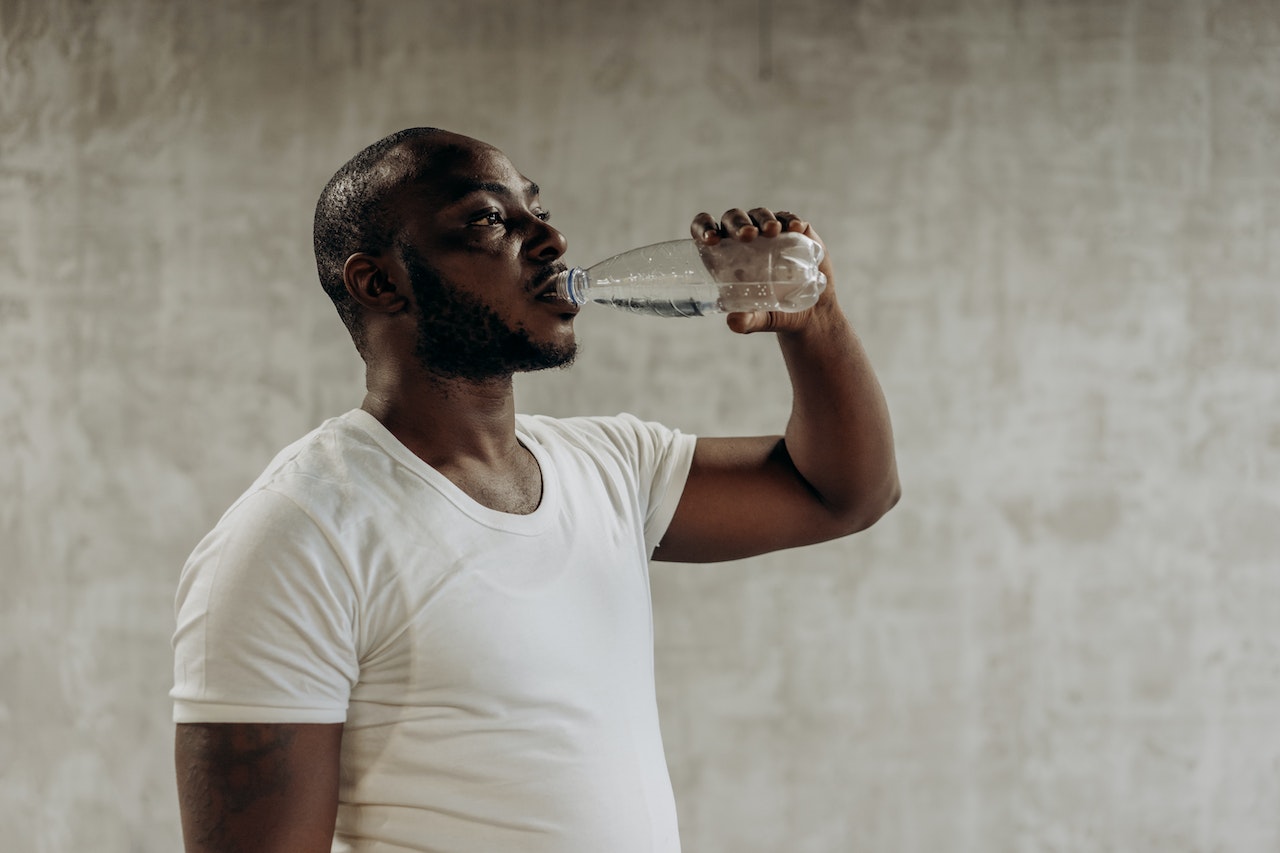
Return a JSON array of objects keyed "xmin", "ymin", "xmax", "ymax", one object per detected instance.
[{"xmin": 341, "ymin": 408, "xmax": 560, "ymax": 536}]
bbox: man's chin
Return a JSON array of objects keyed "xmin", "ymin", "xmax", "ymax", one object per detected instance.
[
  {"xmin": 414, "ymin": 342, "xmax": 577, "ymax": 382},
  {"xmin": 514, "ymin": 343, "xmax": 577, "ymax": 374}
]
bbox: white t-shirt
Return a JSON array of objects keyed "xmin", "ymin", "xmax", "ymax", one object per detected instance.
[{"xmin": 172, "ymin": 409, "xmax": 697, "ymax": 853}]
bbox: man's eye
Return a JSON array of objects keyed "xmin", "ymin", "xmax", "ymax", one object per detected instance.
[
  {"xmin": 535, "ymin": 211, "xmax": 552, "ymax": 222},
  {"xmin": 470, "ymin": 212, "xmax": 503, "ymax": 226}
]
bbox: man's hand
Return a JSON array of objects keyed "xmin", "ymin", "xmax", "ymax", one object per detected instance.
[{"xmin": 690, "ymin": 207, "xmax": 836, "ymax": 335}]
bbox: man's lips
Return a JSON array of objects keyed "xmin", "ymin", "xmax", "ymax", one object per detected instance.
[{"xmin": 531, "ymin": 264, "xmax": 576, "ymax": 311}]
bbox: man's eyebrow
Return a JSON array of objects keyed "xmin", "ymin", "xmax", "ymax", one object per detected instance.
[{"xmin": 450, "ymin": 179, "xmax": 541, "ymax": 201}]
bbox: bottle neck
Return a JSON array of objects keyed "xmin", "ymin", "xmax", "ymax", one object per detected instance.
[{"xmin": 553, "ymin": 268, "xmax": 588, "ymax": 305}]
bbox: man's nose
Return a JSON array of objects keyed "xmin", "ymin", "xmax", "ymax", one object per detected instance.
[{"xmin": 526, "ymin": 220, "xmax": 567, "ymax": 262}]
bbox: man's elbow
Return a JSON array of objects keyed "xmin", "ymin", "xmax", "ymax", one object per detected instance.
[{"xmin": 838, "ymin": 475, "xmax": 902, "ymax": 535}]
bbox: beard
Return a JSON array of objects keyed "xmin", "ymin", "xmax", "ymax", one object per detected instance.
[{"xmin": 402, "ymin": 245, "xmax": 577, "ymax": 382}]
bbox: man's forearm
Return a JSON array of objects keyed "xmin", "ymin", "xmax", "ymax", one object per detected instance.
[{"xmin": 777, "ymin": 297, "xmax": 900, "ymax": 530}]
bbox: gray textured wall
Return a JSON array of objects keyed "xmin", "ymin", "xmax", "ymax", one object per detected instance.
[{"xmin": 3, "ymin": 1, "xmax": 1279, "ymax": 850}]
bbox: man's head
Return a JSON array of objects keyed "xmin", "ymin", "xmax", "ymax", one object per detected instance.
[{"xmin": 313, "ymin": 128, "xmax": 577, "ymax": 380}]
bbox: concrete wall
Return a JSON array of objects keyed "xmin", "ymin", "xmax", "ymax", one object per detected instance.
[{"xmin": 3, "ymin": 0, "xmax": 1278, "ymax": 850}]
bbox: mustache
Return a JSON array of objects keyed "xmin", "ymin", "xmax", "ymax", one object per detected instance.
[{"xmin": 529, "ymin": 262, "xmax": 569, "ymax": 295}]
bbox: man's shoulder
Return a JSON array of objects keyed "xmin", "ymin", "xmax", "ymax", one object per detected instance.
[
  {"xmin": 253, "ymin": 410, "xmax": 375, "ymax": 487},
  {"xmin": 217, "ymin": 410, "xmax": 384, "ymax": 523},
  {"xmin": 516, "ymin": 412, "xmax": 655, "ymax": 449},
  {"xmin": 516, "ymin": 412, "xmax": 694, "ymax": 470}
]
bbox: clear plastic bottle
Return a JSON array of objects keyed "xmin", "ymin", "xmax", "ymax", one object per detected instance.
[{"xmin": 552, "ymin": 231, "xmax": 826, "ymax": 317}]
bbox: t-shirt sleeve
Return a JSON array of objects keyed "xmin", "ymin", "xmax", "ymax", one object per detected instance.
[
  {"xmin": 632, "ymin": 417, "xmax": 696, "ymax": 552},
  {"xmin": 171, "ymin": 488, "xmax": 359, "ymax": 724},
  {"xmin": 566, "ymin": 413, "xmax": 696, "ymax": 554}
]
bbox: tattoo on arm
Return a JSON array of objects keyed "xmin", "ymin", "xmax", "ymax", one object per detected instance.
[{"xmin": 176, "ymin": 723, "xmax": 300, "ymax": 852}]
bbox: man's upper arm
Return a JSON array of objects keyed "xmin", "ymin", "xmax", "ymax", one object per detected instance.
[
  {"xmin": 175, "ymin": 721, "xmax": 343, "ymax": 853},
  {"xmin": 652, "ymin": 435, "xmax": 857, "ymax": 563}
]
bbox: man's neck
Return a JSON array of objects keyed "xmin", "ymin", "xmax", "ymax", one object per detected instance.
[
  {"xmin": 360, "ymin": 362, "xmax": 522, "ymax": 469},
  {"xmin": 360, "ymin": 369, "xmax": 545, "ymax": 515}
]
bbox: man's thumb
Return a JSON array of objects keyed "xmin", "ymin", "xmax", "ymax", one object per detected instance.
[{"xmin": 727, "ymin": 311, "xmax": 776, "ymax": 334}]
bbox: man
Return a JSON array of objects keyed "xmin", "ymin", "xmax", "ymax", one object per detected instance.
[{"xmin": 172, "ymin": 127, "xmax": 899, "ymax": 853}]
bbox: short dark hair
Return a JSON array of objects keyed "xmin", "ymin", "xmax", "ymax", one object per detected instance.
[{"xmin": 312, "ymin": 127, "xmax": 446, "ymax": 349}]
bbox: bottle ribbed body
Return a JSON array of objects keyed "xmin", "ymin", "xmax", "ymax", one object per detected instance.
[{"xmin": 554, "ymin": 232, "xmax": 826, "ymax": 317}]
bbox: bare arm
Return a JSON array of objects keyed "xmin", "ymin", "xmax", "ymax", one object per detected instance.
[
  {"xmin": 653, "ymin": 210, "xmax": 900, "ymax": 563},
  {"xmin": 175, "ymin": 722, "xmax": 343, "ymax": 853}
]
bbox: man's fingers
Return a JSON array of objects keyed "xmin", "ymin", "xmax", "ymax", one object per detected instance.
[
  {"xmin": 719, "ymin": 208, "xmax": 758, "ymax": 241},
  {"xmin": 774, "ymin": 211, "xmax": 810, "ymax": 234},
  {"xmin": 748, "ymin": 207, "xmax": 782, "ymax": 237},
  {"xmin": 694, "ymin": 208, "xmax": 811, "ymax": 244},
  {"xmin": 691, "ymin": 212, "xmax": 720, "ymax": 243}
]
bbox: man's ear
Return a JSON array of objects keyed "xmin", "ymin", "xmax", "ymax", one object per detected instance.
[{"xmin": 344, "ymin": 253, "xmax": 409, "ymax": 313}]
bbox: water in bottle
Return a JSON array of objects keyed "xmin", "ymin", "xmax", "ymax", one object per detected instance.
[{"xmin": 552, "ymin": 231, "xmax": 826, "ymax": 317}]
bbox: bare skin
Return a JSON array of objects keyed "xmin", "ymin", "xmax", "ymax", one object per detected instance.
[
  {"xmin": 175, "ymin": 723, "xmax": 342, "ymax": 853},
  {"xmin": 175, "ymin": 131, "xmax": 899, "ymax": 851}
]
